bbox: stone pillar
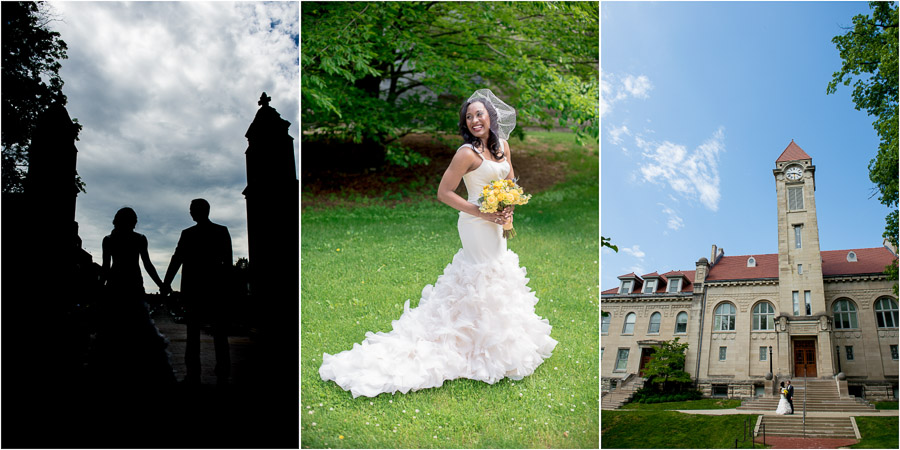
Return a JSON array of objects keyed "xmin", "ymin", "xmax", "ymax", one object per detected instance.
[{"xmin": 242, "ymin": 92, "xmax": 298, "ymax": 383}]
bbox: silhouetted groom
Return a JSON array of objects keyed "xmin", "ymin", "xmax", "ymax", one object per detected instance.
[{"xmin": 163, "ymin": 199, "xmax": 233, "ymax": 385}]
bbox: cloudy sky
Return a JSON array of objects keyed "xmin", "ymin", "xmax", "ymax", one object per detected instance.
[
  {"xmin": 601, "ymin": 2, "xmax": 892, "ymax": 290},
  {"xmin": 47, "ymin": 2, "xmax": 298, "ymax": 291}
]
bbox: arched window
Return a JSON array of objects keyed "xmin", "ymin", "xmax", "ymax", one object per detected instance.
[
  {"xmin": 833, "ymin": 299, "xmax": 858, "ymax": 329},
  {"xmin": 714, "ymin": 303, "xmax": 736, "ymax": 331},
  {"xmin": 847, "ymin": 251, "xmax": 857, "ymax": 262},
  {"xmin": 747, "ymin": 256, "xmax": 756, "ymax": 267},
  {"xmin": 622, "ymin": 312, "xmax": 636, "ymax": 334},
  {"xmin": 601, "ymin": 314, "xmax": 610, "ymax": 333},
  {"xmin": 875, "ymin": 297, "xmax": 898, "ymax": 328},
  {"xmin": 675, "ymin": 311, "xmax": 688, "ymax": 334},
  {"xmin": 648, "ymin": 312, "xmax": 661, "ymax": 333},
  {"xmin": 752, "ymin": 301, "xmax": 775, "ymax": 331}
]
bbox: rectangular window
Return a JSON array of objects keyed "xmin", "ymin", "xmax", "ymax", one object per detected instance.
[
  {"xmin": 619, "ymin": 280, "xmax": 632, "ymax": 294},
  {"xmin": 804, "ymin": 291, "xmax": 812, "ymax": 315},
  {"xmin": 644, "ymin": 280, "xmax": 656, "ymax": 293},
  {"xmin": 719, "ymin": 346, "xmax": 727, "ymax": 361},
  {"xmin": 615, "ymin": 349, "xmax": 629, "ymax": 371},
  {"xmin": 846, "ymin": 346, "xmax": 854, "ymax": 361},
  {"xmin": 891, "ymin": 345, "xmax": 898, "ymax": 361},
  {"xmin": 788, "ymin": 186, "xmax": 804, "ymax": 210},
  {"xmin": 798, "ymin": 264, "xmax": 803, "ymax": 275},
  {"xmin": 794, "ymin": 225, "xmax": 802, "ymax": 249},
  {"xmin": 793, "ymin": 291, "xmax": 800, "ymax": 316},
  {"xmin": 712, "ymin": 384, "xmax": 728, "ymax": 397},
  {"xmin": 760, "ymin": 346, "xmax": 767, "ymax": 361},
  {"xmin": 601, "ymin": 348, "xmax": 604, "ymax": 360},
  {"xmin": 668, "ymin": 278, "xmax": 681, "ymax": 292}
]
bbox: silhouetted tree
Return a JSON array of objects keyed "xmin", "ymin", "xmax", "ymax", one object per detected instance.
[
  {"xmin": 827, "ymin": 1, "xmax": 898, "ymax": 292},
  {"xmin": 2, "ymin": 1, "xmax": 83, "ymax": 194},
  {"xmin": 301, "ymin": 1, "xmax": 598, "ymax": 166}
]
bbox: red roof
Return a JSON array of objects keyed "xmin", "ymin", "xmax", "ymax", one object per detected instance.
[
  {"xmin": 822, "ymin": 247, "xmax": 897, "ymax": 276},
  {"xmin": 706, "ymin": 254, "xmax": 779, "ymax": 281},
  {"xmin": 603, "ymin": 270, "xmax": 696, "ymax": 294},
  {"xmin": 776, "ymin": 140, "xmax": 812, "ymax": 162},
  {"xmin": 603, "ymin": 247, "xmax": 896, "ymax": 292},
  {"xmin": 706, "ymin": 247, "xmax": 896, "ymax": 281}
]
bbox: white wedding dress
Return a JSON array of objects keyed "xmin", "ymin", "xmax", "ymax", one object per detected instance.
[
  {"xmin": 776, "ymin": 393, "xmax": 792, "ymax": 414},
  {"xmin": 319, "ymin": 143, "xmax": 558, "ymax": 398}
]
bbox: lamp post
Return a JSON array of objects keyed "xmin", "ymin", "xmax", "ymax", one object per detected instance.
[{"xmin": 769, "ymin": 346, "xmax": 773, "ymax": 375}]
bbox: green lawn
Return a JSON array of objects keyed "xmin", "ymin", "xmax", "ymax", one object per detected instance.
[
  {"xmin": 301, "ymin": 132, "xmax": 598, "ymax": 448},
  {"xmin": 620, "ymin": 398, "xmax": 743, "ymax": 410},
  {"xmin": 851, "ymin": 416, "xmax": 900, "ymax": 448},
  {"xmin": 602, "ymin": 411, "xmax": 762, "ymax": 449},
  {"xmin": 874, "ymin": 401, "xmax": 898, "ymax": 410}
]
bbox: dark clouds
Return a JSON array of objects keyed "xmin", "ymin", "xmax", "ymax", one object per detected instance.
[{"xmin": 51, "ymin": 1, "xmax": 298, "ymax": 290}]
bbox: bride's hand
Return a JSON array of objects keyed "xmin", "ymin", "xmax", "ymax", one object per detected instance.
[
  {"xmin": 480, "ymin": 210, "xmax": 508, "ymax": 225},
  {"xmin": 501, "ymin": 206, "xmax": 514, "ymax": 221}
]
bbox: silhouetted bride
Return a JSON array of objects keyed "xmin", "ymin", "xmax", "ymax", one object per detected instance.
[
  {"xmin": 91, "ymin": 207, "xmax": 175, "ymax": 387},
  {"xmin": 320, "ymin": 89, "xmax": 557, "ymax": 398}
]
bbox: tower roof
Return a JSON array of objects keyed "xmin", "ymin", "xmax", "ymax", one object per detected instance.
[{"xmin": 776, "ymin": 140, "xmax": 812, "ymax": 162}]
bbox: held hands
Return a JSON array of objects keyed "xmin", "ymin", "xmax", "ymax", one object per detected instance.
[{"xmin": 159, "ymin": 283, "xmax": 173, "ymax": 296}]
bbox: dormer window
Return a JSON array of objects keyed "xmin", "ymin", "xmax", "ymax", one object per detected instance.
[
  {"xmin": 668, "ymin": 278, "xmax": 682, "ymax": 293},
  {"xmin": 847, "ymin": 251, "xmax": 857, "ymax": 262},
  {"xmin": 643, "ymin": 279, "xmax": 657, "ymax": 293},
  {"xmin": 747, "ymin": 256, "xmax": 756, "ymax": 267},
  {"xmin": 619, "ymin": 280, "xmax": 633, "ymax": 294}
]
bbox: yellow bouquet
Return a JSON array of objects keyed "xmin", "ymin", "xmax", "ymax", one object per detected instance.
[{"xmin": 478, "ymin": 178, "xmax": 532, "ymax": 239}]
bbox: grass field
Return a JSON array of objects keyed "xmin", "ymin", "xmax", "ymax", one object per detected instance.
[
  {"xmin": 620, "ymin": 398, "xmax": 743, "ymax": 410},
  {"xmin": 301, "ymin": 132, "xmax": 598, "ymax": 448},
  {"xmin": 601, "ymin": 411, "xmax": 762, "ymax": 449},
  {"xmin": 874, "ymin": 401, "xmax": 898, "ymax": 410},
  {"xmin": 851, "ymin": 416, "xmax": 900, "ymax": 448}
]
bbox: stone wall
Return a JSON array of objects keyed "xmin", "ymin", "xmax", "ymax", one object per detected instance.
[
  {"xmin": 698, "ymin": 381, "xmax": 755, "ymax": 399},
  {"xmin": 854, "ymin": 381, "xmax": 899, "ymax": 402}
]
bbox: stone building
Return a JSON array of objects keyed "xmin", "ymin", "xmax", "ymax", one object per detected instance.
[{"xmin": 601, "ymin": 142, "xmax": 899, "ymax": 401}]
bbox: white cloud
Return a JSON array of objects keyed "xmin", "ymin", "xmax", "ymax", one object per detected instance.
[
  {"xmin": 638, "ymin": 127, "xmax": 725, "ymax": 211},
  {"xmin": 621, "ymin": 245, "xmax": 646, "ymax": 259},
  {"xmin": 50, "ymin": 2, "xmax": 299, "ymax": 290},
  {"xmin": 601, "ymin": 71, "xmax": 653, "ymax": 117},
  {"xmin": 622, "ymin": 74, "xmax": 652, "ymax": 99},
  {"xmin": 627, "ymin": 265, "xmax": 646, "ymax": 276},
  {"xmin": 608, "ymin": 124, "xmax": 631, "ymax": 145},
  {"xmin": 658, "ymin": 204, "xmax": 685, "ymax": 231}
]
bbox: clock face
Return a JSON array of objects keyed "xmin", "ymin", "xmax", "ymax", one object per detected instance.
[{"xmin": 786, "ymin": 166, "xmax": 803, "ymax": 181}]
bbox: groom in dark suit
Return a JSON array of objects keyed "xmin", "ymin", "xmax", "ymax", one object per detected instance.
[
  {"xmin": 786, "ymin": 380, "xmax": 794, "ymax": 414},
  {"xmin": 163, "ymin": 198, "xmax": 233, "ymax": 385}
]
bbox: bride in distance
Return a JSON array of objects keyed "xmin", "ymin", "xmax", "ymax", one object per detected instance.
[{"xmin": 319, "ymin": 89, "xmax": 558, "ymax": 398}]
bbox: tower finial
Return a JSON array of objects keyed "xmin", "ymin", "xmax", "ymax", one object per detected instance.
[{"xmin": 258, "ymin": 92, "xmax": 271, "ymax": 107}]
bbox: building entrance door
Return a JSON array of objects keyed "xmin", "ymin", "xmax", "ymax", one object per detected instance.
[
  {"xmin": 639, "ymin": 348, "xmax": 655, "ymax": 377},
  {"xmin": 793, "ymin": 340, "xmax": 817, "ymax": 377}
]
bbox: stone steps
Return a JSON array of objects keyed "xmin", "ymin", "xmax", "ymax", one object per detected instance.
[
  {"xmin": 601, "ymin": 377, "xmax": 643, "ymax": 410},
  {"xmin": 759, "ymin": 416, "xmax": 856, "ymax": 439}
]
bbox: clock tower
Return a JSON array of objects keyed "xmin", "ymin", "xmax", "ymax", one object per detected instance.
[{"xmin": 773, "ymin": 140, "xmax": 834, "ymax": 378}]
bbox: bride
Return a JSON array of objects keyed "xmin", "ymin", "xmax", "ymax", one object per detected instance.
[
  {"xmin": 776, "ymin": 382, "xmax": 793, "ymax": 414},
  {"xmin": 319, "ymin": 89, "xmax": 558, "ymax": 398}
]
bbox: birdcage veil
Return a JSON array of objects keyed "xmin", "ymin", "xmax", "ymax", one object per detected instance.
[{"xmin": 467, "ymin": 89, "xmax": 516, "ymax": 140}]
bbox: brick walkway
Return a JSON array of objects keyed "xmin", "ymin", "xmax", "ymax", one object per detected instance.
[{"xmin": 754, "ymin": 436, "xmax": 858, "ymax": 448}]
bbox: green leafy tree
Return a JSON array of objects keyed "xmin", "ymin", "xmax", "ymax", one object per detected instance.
[
  {"xmin": 827, "ymin": 1, "xmax": 898, "ymax": 292},
  {"xmin": 2, "ymin": 1, "xmax": 83, "ymax": 194},
  {"xmin": 641, "ymin": 338, "xmax": 692, "ymax": 394},
  {"xmin": 301, "ymin": 1, "xmax": 598, "ymax": 165}
]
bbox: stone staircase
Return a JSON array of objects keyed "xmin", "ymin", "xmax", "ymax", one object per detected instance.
[
  {"xmin": 737, "ymin": 379, "xmax": 876, "ymax": 413},
  {"xmin": 758, "ymin": 416, "xmax": 857, "ymax": 439},
  {"xmin": 601, "ymin": 375, "xmax": 643, "ymax": 410}
]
